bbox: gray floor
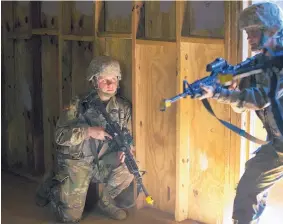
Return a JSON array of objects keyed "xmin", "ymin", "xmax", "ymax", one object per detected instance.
[{"xmin": 1, "ymin": 172, "xmax": 200, "ymax": 224}]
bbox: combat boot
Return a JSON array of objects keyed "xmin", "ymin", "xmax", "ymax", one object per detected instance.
[
  {"xmin": 35, "ymin": 172, "xmax": 55, "ymax": 207},
  {"xmin": 97, "ymin": 191, "xmax": 127, "ymax": 220}
]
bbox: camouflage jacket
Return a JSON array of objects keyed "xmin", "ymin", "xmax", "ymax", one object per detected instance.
[
  {"xmin": 212, "ymin": 55, "xmax": 283, "ymax": 143},
  {"xmin": 54, "ymin": 90, "xmax": 133, "ymax": 163}
]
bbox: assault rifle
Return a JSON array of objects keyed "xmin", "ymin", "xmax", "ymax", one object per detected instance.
[
  {"xmin": 82, "ymin": 92, "xmax": 154, "ymax": 206},
  {"xmin": 160, "ymin": 51, "xmax": 283, "ymax": 145},
  {"xmin": 160, "ymin": 53, "xmax": 267, "ymax": 111}
]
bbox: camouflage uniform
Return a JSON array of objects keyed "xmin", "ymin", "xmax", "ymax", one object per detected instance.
[
  {"xmin": 211, "ymin": 3, "xmax": 283, "ymax": 223},
  {"xmin": 36, "ymin": 56, "xmax": 134, "ymax": 223}
]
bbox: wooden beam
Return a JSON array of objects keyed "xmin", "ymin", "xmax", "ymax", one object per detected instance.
[
  {"xmin": 32, "ymin": 28, "xmax": 58, "ymax": 36},
  {"xmin": 97, "ymin": 32, "xmax": 132, "ymax": 39},
  {"xmin": 180, "ymin": 36, "xmax": 224, "ymax": 45},
  {"xmin": 62, "ymin": 34, "xmax": 94, "ymax": 41},
  {"xmin": 136, "ymin": 38, "xmax": 175, "ymax": 45},
  {"xmin": 58, "ymin": 2, "xmax": 63, "ymax": 111},
  {"xmin": 94, "ymin": 0, "xmax": 105, "ymax": 57},
  {"xmin": 132, "ymin": 0, "xmax": 145, "ymax": 209},
  {"xmin": 175, "ymin": 1, "xmax": 190, "ymax": 221},
  {"xmin": 222, "ymin": 1, "xmax": 245, "ymax": 223}
]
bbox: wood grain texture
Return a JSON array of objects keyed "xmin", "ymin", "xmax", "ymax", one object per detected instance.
[
  {"xmin": 145, "ymin": 1, "xmax": 175, "ymax": 40},
  {"xmin": 2, "ymin": 1, "xmax": 15, "ymax": 168},
  {"xmin": 72, "ymin": 1, "xmax": 94, "ymax": 36},
  {"xmin": 105, "ymin": 39, "xmax": 132, "ymax": 101},
  {"xmin": 135, "ymin": 42, "xmax": 177, "ymax": 214},
  {"xmin": 180, "ymin": 42, "xmax": 229, "ymax": 224},
  {"xmin": 71, "ymin": 41, "xmax": 93, "ymax": 97},
  {"xmin": 61, "ymin": 41, "xmax": 73, "ymax": 109},
  {"xmin": 13, "ymin": 1, "xmax": 31, "ymax": 34},
  {"xmin": 105, "ymin": 1, "xmax": 132, "ymax": 33},
  {"xmin": 41, "ymin": 36, "xmax": 60, "ymax": 171},
  {"xmin": 181, "ymin": 1, "xmax": 224, "ymax": 38},
  {"xmin": 175, "ymin": 1, "xmax": 190, "ymax": 221},
  {"xmin": 40, "ymin": 1, "xmax": 59, "ymax": 29},
  {"xmin": 222, "ymin": 2, "xmax": 244, "ymax": 223}
]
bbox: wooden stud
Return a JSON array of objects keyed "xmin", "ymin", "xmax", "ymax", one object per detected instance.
[
  {"xmin": 175, "ymin": 1, "xmax": 189, "ymax": 221},
  {"xmin": 94, "ymin": 0, "xmax": 106, "ymax": 57},
  {"xmin": 222, "ymin": 2, "xmax": 245, "ymax": 223},
  {"xmin": 58, "ymin": 2, "xmax": 63, "ymax": 110},
  {"xmin": 97, "ymin": 32, "xmax": 132, "ymax": 39},
  {"xmin": 132, "ymin": 0, "xmax": 144, "ymax": 209},
  {"xmin": 62, "ymin": 34, "xmax": 94, "ymax": 42}
]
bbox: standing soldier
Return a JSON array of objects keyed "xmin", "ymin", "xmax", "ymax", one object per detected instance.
[
  {"xmin": 36, "ymin": 56, "xmax": 135, "ymax": 223},
  {"xmin": 196, "ymin": 2, "xmax": 283, "ymax": 224}
]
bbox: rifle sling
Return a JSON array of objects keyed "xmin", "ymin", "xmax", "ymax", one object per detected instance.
[{"xmin": 201, "ymin": 99, "xmax": 269, "ymax": 145}]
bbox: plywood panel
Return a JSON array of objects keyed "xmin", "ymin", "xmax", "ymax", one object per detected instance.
[
  {"xmin": 105, "ymin": 1, "xmax": 132, "ymax": 33},
  {"xmin": 135, "ymin": 42, "xmax": 176, "ymax": 214},
  {"xmin": 182, "ymin": 1, "xmax": 225, "ymax": 38},
  {"xmin": 31, "ymin": 36, "xmax": 45, "ymax": 174},
  {"xmin": 13, "ymin": 1, "xmax": 31, "ymax": 34},
  {"xmin": 16, "ymin": 39, "xmax": 35, "ymax": 172},
  {"xmin": 71, "ymin": 41, "xmax": 93, "ymax": 97},
  {"xmin": 40, "ymin": 1, "xmax": 60, "ymax": 29},
  {"xmin": 72, "ymin": 1, "xmax": 94, "ymax": 35},
  {"xmin": 41, "ymin": 36, "xmax": 60, "ymax": 171},
  {"xmin": 105, "ymin": 39, "xmax": 132, "ymax": 101},
  {"xmin": 179, "ymin": 42, "xmax": 229, "ymax": 224},
  {"xmin": 145, "ymin": 1, "xmax": 176, "ymax": 40},
  {"xmin": 62, "ymin": 41, "xmax": 73, "ymax": 108},
  {"xmin": 2, "ymin": 1, "xmax": 16, "ymax": 168},
  {"xmin": 61, "ymin": 1, "xmax": 94, "ymax": 35}
]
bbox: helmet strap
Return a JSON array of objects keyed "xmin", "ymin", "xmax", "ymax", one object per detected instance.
[{"xmin": 258, "ymin": 29, "xmax": 270, "ymax": 50}]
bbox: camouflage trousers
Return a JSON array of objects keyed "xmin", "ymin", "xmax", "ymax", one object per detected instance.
[
  {"xmin": 37, "ymin": 151, "xmax": 134, "ymax": 223},
  {"xmin": 232, "ymin": 141, "xmax": 283, "ymax": 224}
]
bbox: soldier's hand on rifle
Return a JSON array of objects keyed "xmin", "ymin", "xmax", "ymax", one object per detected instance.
[
  {"xmin": 130, "ymin": 146, "xmax": 135, "ymax": 156},
  {"xmin": 117, "ymin": 146, "xmax": 135, "ymax": 164},
  {"xmin": 118, "ymin": 151, "xmax": 126, "ymax": 163},
  {"xmin": 197, "ymin": 83, "xmax": 216, "ymax": 100},
  {"xmin": 228, "ymin": 80, "xmax": 238, "ymax": 90},
  {"xmin": 87, "ymin": 127, "xmax": 112, "ymax": 140}
]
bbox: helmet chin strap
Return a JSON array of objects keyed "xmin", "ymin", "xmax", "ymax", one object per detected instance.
[{"xmin": 259, "ymin": 29, "xmax": 283, "ymax": 56}]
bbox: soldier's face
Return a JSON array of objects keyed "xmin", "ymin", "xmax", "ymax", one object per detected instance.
[
  {"xmin": 246, "ymin": 28, "xmax": 262, "ymax": 51},
  {"xmin": 97, "ymin": 74, "xmax": 118, "ymax": 95}
]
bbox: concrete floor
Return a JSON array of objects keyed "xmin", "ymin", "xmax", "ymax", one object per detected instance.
[
  {"xmin": 1, "ymin": 172, "xmax": 200, "ymax": 224},
  {"xmin": 3, "ymin": 171, "xmax": 282, "ymax": 224}
]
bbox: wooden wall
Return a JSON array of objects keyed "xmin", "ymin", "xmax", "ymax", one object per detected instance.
[{"xmin": 2, "ymin": 1, "xmax": 254, "ymax": 224}]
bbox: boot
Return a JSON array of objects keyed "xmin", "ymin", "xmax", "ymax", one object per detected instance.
[
  {"xmin": 35, "ymin": 172, "xmax": 56, "ymax": 207},
  {"xmin": 97, "ymin": 190, "xmax": 127, "ymax": 220}
]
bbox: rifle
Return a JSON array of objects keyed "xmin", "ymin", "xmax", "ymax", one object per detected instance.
[
  {"xmin": 82, "ymin": 92, "xmax": 154, "ymax": 206},
  {"xmin": 160, "ymin": 53, "xmax": 266, "ymax": 111},
  {"xmin": 160, "ymin": 52, "xmax": 283, "ymax": 145}
]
